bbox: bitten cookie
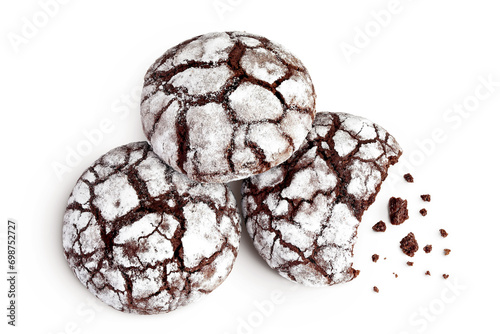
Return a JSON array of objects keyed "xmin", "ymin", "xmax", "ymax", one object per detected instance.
[
  {"xmin": 62, "ymin": 142, "xmax": 241, "ymax": 314},
  {"xmin": 241, "ymin": 112, "xmax": 402, "ymax": 286},
  {"xmin": 141, "ymin": 31, "xmax": 316, "ymax": 183}
]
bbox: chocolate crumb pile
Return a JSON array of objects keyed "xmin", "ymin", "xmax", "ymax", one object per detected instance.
[
  {"xmin": 389, "ymin": 197, "xmax": 409, "ymax": 225},
  {"xmin": 372, "ymin": 221, "xmax": 387, "ymax": 232},
  {"xmin": 370, "ymin": 174, "xmax": 450, "ymax": 292},
  {"xmin": 400, "ymin": 232, "xmax": 419, "ymax": 257}
]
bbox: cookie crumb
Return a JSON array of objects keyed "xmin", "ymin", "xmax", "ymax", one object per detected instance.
[
  {"xmin": 443, "ymin": 274, "xmax": 449, "ymax": 279},
  {"xmin": 400, "ymin": 232, "xmax": 419, "ymax": 257},
  {"xmin": 444, "ymin": 249, "xmax": 451, "ymax": 256},
  {"xmin": 389, "ymin": 197, "xmax": 409, "ymax": 225},
  {"xmin": 407, "ymin": 261, "xmax": 414, "ymax": 266},
  {"xmin": 353, "ymin": 269, "xmax": 361, "ymax": 278},
  {"xmin": 421, "ymin": 194, "xmax": 431, "ymax": 202},
  {"xmin": 425, "ymin": 271, "xmax": 431, "ymax": 276},
  {"xmin": 393, "ymin": 273, "xmax": 398, "ymax": 278},
  {"xmin": 404, "ymin": 173, "xmax": 414, "ymax": 182},
  {"xmin": 373, "ymin": 286, "xmax": 379, "ymax": 293},
  {"xmin": 420, "ymin": 208, "xmax": 427, "ymax": 216},
  {"xmin": 372, "ymin": 221, "xmax": 387, "ymax": 232},
  {"xmin": 440, "ymin": 229, "xmax": 448, "ymax": 238},
  {"xmin": 372, "ymin": 254, "xmax": 380, "ymax": 263},
  {"xmin": 423, "ymin": 245, "xmax": 432, "ymax": 253}
]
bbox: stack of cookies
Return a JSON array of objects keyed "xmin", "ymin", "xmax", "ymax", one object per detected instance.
[{"xmin": 62, "ymin": 32, "xmax": 402, "ymax": 314}]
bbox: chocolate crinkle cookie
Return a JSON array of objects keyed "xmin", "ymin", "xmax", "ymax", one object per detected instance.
[
  {"xmin": 141, "ymin": 31, "xmax": 316, "ymax": 183},
  {"xmin": 62, "ymin": 142, "xmax": 241, "ymax": 314},
  {"xmin": 241, "ymin": 112, "xmax": 402, "ymax": 287}
]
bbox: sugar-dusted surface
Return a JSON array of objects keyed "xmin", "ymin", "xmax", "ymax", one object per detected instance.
[
  {"xmin": 241, "ymin": 112, "xmax": 402, "ymax": 287},
  {"xmin": 141, "ymin": 31, "xmax": 316, "ymax": 183},
  {"xmin": 62, "ymin": 142, "xmax": 241, "ymax": 314}
]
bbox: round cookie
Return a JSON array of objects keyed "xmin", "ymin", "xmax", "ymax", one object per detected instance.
[
  {"xmin": 141, "ymin": 31, "xmax": 316, "ymax": 183},
  {"xmin": 241, "ymin": 112, "xmax": 402, "ymax": 287},
  {"xmin": 62, "ymin": 142, "xmax": 240, "ymax": 314}
]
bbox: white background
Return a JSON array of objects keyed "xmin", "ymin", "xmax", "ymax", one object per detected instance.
[{"xmin": 1, "ymin": 0, "xmax": 499, "ymax": 333}]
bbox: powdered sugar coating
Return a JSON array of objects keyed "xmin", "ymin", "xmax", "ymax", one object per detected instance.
[
  {"xmin": 241, "ymin": 112, "xmax": 402, "ymax": 287},
  {"xmin": 141, "ymin": 31, "xmax": 316, "ymax": 183},
  {"xmin": 63, "ymin": 142, "xmax": 240, "ymax": 314}
]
